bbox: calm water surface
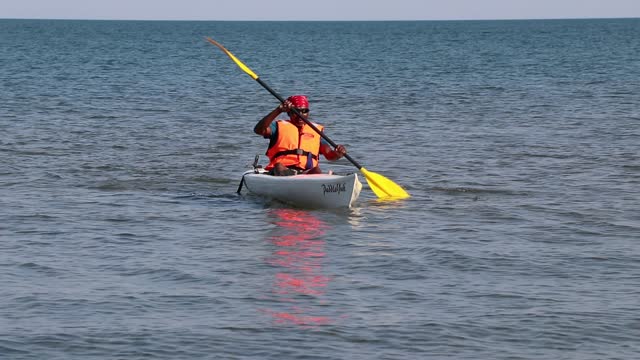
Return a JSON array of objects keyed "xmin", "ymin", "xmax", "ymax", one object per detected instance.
[{"xmin": 1, "ymin": 19, "xmax": 639, "ymax": 359}]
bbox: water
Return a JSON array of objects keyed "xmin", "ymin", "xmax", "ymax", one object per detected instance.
[{"xmin": 1, "ymin": 19, "xmax": 639, "ymax": 359}]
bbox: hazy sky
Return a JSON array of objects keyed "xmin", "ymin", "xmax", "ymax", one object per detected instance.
[{"xmin": 2, "ymin": 0, "xmax": 639, "ymax": 21}]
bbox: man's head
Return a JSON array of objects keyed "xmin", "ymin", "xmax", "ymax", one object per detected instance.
[{"xmin": 287, "ymin": 95, "xmax": 309, "ymax": 126}]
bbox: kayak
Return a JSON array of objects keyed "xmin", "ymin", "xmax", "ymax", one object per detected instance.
[{"xmin": 239, "ymin": 169, "xmax": 362, "ymax": 208}]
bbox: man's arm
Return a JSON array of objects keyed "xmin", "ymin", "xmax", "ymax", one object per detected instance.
[
  {"xmin": 320, "ymin": 142, "xmax": 347, "ymax": 161},
  {"xmin": 254, "ymin": 105, "xmax": 282, "ymax": 137}
]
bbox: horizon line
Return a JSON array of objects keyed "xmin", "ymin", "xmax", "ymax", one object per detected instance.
[{"xmin": 1, "ymin": 16, "xmax": 639, "ymax": 22}]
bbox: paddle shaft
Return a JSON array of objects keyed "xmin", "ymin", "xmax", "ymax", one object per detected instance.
[{"xmin": 255, "ymin": 78, "xmax": 363, "ymax": 170}]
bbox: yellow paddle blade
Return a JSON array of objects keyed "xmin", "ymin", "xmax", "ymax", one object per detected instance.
[
  {"xmin": 206, "ymin": 37, "xmax": 259, "ymax": 80},
  {"xmin": 360, "ymin": 167, "xmax": 410, "ymax": 200}
]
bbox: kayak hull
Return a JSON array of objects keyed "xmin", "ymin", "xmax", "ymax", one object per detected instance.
[{"xmin": 241, "ymin": 170, "xmax": 362, "ymax": 208}]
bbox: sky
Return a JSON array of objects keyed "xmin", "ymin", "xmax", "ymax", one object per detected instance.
[{"xmin": 2, "ymin": 0, "xmax": 639, "ymax": 21}]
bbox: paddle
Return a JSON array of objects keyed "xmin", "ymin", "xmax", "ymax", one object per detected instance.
[{"xmin": 206, "ymin": 37, "xmax": 410, "ymax": 200}]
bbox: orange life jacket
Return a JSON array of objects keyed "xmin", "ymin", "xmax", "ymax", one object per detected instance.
[{"xmin": 265, "ymin": 120, "xmax": 324, "ymax": 171}]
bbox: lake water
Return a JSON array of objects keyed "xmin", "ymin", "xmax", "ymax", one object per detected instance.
[{"xmin": 1, "ymin": 18, "xmax": 639, "ymax": 359}]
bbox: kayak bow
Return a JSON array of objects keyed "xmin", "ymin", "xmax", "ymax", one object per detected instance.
[{"xmin": 241, "ymin": 169, "xmax": 362, "ymax": 208}]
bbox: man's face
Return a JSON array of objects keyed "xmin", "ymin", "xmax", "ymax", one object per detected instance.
[{"xmin": 289, "ymin": 107, "xmax": 309, "ymax": 127}]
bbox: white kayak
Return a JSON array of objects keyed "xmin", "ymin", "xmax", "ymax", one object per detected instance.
[{"xmin": 239, "ymin": 169, "xmax": 362, "ymax": 208}]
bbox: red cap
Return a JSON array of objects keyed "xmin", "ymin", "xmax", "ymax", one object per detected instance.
[{"xmin": 287, "ymin": 95, "xmax": 309, "ymax": 108}]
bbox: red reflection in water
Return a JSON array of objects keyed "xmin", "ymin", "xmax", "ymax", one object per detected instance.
[
  {"xmin": 263, "ymin": 209, "xmax": 332, "ymax": 326},
  {"xmin": 266, "ymin": 309, "xmax": 331, "ymax": 326}
]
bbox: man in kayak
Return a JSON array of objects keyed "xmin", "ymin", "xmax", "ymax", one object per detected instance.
[{"xmin": 254, "ymin": 95, "xmax": 347, "ymax": 176}]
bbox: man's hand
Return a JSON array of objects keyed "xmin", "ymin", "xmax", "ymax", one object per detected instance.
[
  {"xmin": 279, "ymin": 100, "xmax": 294, "ymax": 113},
  {"xmin": 333, "ymin": 145, "xmax": 347, "ymax": 158}
]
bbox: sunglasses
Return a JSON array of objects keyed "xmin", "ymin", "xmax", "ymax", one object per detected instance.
[{"xmin": 291, "ymin": 108, "xmax": 309, "ymax": 114}]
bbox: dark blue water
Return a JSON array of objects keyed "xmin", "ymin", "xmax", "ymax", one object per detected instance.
[{"xmin": 1, "ymin": 19, "xmax": 639, "ymax": 359}]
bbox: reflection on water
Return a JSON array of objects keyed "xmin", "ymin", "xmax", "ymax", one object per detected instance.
[{"xmin": 261, "ymin": 209, "xmax": 332, "ymax": 326}]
